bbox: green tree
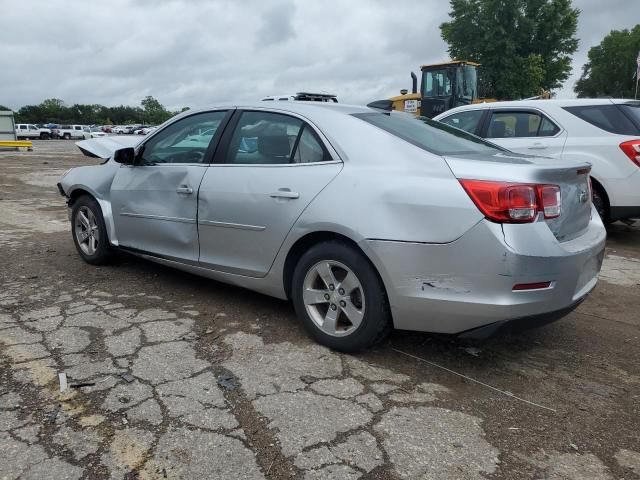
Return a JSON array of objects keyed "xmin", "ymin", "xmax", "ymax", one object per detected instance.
[
  {"xmin": 141, "ymin": 96, "xmax": 171, "ymax": 125},
  {"xmin": 440, "ymin": 0, "xmax": 579, "ymax": 99},
  {"xmin": 575, "ymin": 25, "xmax": 640, "ymax": 98},
  {"xmin": 0, "ymin": 105, "xmax": 13, "ymax": 112}
]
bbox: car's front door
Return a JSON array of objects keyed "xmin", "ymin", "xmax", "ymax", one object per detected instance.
[
  {"xmin": 483, "ymin": 109, "xmax": 567, "ymax": 156},
  {"xmin": 197, "ymin": 109, "xmax": 342, "ymax": 277},
  {"xmin": 110, "ymin": 110, "xmax": 230, "ymax": 261}
]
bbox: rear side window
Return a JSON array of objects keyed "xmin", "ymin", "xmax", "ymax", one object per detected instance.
[
  {"xmin": 225, "ymin": 111, "xmax": 331, "ymax": 165},
  {"xmin": 563, "ymin": 104, "xmax": 640, "ymax": 135},
  {"xmin": 353, "ymin": 112, "xmax": 503, "ymax": 156},
  {"xmin": 439, "ymin": 110, "xmax": 484, "ymax": 134},
  {"xmin": 487, "ymin": 111, "xmax": 559, "ymax": 138}
]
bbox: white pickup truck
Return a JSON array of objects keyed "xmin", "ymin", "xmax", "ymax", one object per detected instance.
[
  {"xmin": 55, "ymin": 125, "xmax": 85, "ymax": 140},
  {"xmin": 15, "ymin": 124, "xmax": 52, "ymax": 140}
]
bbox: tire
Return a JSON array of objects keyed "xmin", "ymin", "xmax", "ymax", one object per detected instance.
[
  {"xmin": 63, "ymin": 133, "xmax": 71, "ymax": 140},
  {"xmin": 71, "ymin": 195, "xmax": 114, "ymax": 265},
  {"xmin": 291, "ymin": 241, "xmax": 391, "ymax": 352},
  {"xmin": 591, "ymin": 184, "xmax": 610, "ymax": 224},
  {"xmin": 40, "ymin": 133, "xmax": 50, "ymax": 140}
]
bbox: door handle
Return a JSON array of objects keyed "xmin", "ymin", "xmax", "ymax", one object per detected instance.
[
  {"xmin": 270, "ymin": 188, "xmax": 299, "ymax": 199},
  {"xmin": 528, "ymin": 143, "xmax": 547, "ymax": 150},
  {"xmin": 176, "ymin": 186, "xmax": 193, "ymax": 194}
]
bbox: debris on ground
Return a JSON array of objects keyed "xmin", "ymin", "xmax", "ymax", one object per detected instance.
[
  {"xmin": 120, "ymin": 373, "xmax": 136, "ymax": 383},
  {"xmin": 47, "ymin": 404, "xmax": 61, "ymax": 423},
  {"xmin": 69, "ymin": 382, "xmax": 96, "ymax": 389},
  {"xmin": 217, "ymin": 373, "xmax": 238, "ymax": 390},
  {"xmin": 58, "ymin": 373, "xmax": 67, "ymax": 393}
]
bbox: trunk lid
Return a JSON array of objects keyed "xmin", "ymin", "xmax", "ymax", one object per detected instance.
[
  {"xmin": 75, "ymin": 136, "xmax": 142, "ymax": 159},
  {"xmin": 445, "ymin": 152, "xmax": 593, "ymax": 242}
]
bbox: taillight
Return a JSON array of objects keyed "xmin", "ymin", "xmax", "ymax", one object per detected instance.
[
  {"xmin": 620, "ymin": 140, "xmax": 640, "ymax": 167},
  {"xmin": 459, "ymin": 180, "xmax": 561, "ymax": 223}
]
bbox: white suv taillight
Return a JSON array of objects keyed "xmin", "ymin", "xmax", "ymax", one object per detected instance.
[
  {"xmin": 459, "ymin": 180, "xmax": 562, "ymax": 223},
  {"xmin": 620, "ymin": 140, "xmax": 640, "ymax": 167}
]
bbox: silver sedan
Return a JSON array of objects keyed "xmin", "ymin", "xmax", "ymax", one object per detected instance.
[{"xmin": 58, "ymin": 102, "xmax": 606, "ymax": 352}]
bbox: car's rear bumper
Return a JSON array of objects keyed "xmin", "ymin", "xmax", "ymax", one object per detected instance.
[
  {"xmin": 363, "ymin": 210, "xmax": 606, "ymax": 334},
  {"xmin": 456, "ymin": 298, "xmax": 584, "ymax": 339}
]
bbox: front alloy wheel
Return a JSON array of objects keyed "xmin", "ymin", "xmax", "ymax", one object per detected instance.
[
  {"xmin": 74, "ymin": 206, "xmax": 100, "ymax": 256},
  {"xmin": 71, "ymin": 195, "xmax": 113, "ymax": 265}
]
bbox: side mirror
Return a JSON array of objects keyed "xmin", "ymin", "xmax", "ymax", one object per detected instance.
[{"xmin": 113, "ymin": 147, "xmax": 136, "ymax": 165}]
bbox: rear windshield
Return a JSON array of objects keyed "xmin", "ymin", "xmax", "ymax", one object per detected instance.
[
  {"xmin": 563, "ymin": 103, "xmax": 640, "ymax": 135},
  {"xmin": 352, "ymin": 112, "xmax": 503, "ymax": 156}
]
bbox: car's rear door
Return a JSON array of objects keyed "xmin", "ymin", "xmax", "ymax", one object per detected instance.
[
  {"xmin": 110, "ymin": 110, "xmax": 231, "ymax": 261},
  {"xmin": 482, "ymin": 108, "xmax": 567, "ymax": 155},
  {"xmin": 197, "ymin": 109, "xmax": 342, "ymax": 277}
]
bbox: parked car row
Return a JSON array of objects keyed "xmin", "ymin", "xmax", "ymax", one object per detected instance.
[
  {"xmin": 434, "ymin": 98, "xmax": 640, "ymax": 223},
  {"xmin": 14, "ymin": 123, "xmax": 159, "ymax": 140},
  {"xmin": 107, "ymin": 125, "xmax": 157, "ymax": 135}
]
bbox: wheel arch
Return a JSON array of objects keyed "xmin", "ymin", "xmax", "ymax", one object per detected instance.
[
  {"xmin": 589, "ymin": 176, "xmax": 610, "ymax": 221},
  {"xmin": 67, "ymin": 187, "xmax": 118, "ymax": 246}
]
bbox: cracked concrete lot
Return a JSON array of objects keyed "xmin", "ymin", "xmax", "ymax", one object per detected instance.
[{"xmin": 1, "ymin": 141, "xmax": 640, "ymax": 479}]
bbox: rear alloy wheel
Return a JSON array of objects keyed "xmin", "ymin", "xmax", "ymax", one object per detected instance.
[
  {"xmin": 71, "ymin": 196, "xmax": 113, "ymax": 265},
  {"xmin": 63, "ymin": 133, "xmax": 71, "ymax": 140},
  {"xmin": 40, "ymin": 133, "xmax": 50, "ymax": 140},
  {"xmin": 292, "ymin": 241, "xmax": 391, "ymax": 352}
]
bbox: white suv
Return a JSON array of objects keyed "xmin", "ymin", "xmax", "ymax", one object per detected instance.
[{"xmin": 434, "ymin": 99, "xmax": 640, "ymax": 222}]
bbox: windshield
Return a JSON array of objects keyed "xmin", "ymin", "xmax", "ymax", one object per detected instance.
[
  {"xmin": 423, "ymin": 69, "xmax": 451, "ymax": 98},
  {"xmin": 353, "ymin": 112, "xmax": 504, "ymax": 156}
]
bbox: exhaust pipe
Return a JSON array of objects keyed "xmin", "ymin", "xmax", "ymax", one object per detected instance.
[{"xmin": 411, "ymin": 72, "xmax": 417, "ymax": 94}]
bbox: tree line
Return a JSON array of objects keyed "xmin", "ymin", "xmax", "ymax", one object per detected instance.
[{"xmin": 0, "ymin": 96, "xmax": 189, "ymax": 126}]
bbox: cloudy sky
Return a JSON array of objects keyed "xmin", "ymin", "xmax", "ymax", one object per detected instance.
[{"xmin": 0, "ymin": 0, "xmax": 637, "ymax": 111}]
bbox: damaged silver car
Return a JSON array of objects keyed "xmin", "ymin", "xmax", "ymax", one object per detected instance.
[{"xmin": 58, "ymin": 102, "xmax": 606, "ymax": 351}]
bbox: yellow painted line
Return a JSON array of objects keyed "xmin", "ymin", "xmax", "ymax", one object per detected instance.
[{"xmin": 0, "ymin": 140, "xmax": 33, "ymax": 148}]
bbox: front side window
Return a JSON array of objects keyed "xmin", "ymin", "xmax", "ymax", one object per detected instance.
[
  {"xmin": 439, "ymin": 110, "xmax": 484, "ymax": 134},
  {"xmin": 353, "ymin": 112, "xmax": 503, "ymax": 156},
  {"xmin": 423, "ymin": 69, "xmax": 452, "ymax": 98},
  {"xmin": 226, "ymin": 111, "xmax": 330, "ymax": 165},
  {"xmin": 139, "ymin": 111, "xmax": 227, "ymax": 165},
  {"xmin": 487, "ymin": 111, "xmax": 553, "ymax": 138}
]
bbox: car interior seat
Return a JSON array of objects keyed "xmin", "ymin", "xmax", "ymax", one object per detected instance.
[{"xmin": 257, "ymin": 135, "xmax": 291, "ymax": 163}]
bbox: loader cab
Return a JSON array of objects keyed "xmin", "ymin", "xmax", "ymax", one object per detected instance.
[
  {"xmin": 420, "ymin": 61, "xmax": 479, "ymax": 118},
  {"xmin": 383, "ymin": 60, "xmax": 481, "ymax": 119}
]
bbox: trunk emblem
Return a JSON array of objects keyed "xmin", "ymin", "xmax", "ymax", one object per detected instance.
[{"xmin": 579, "ymin": 189, "xmax": 588, "ymax": 203}]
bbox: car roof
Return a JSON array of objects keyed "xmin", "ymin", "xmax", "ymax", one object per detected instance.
[
  {"xmin": 440, "ymin": 98, "xmax": 637, "ymax": 115},
  {"xmin": 185, "ymin": 101, "xmax": 372, "ymax": 117}
]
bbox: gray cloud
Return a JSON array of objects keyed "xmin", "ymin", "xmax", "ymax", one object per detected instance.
[
  {"xmin": 0, "ymin": 0, "xmax": 636, "ymax": 110},
  {"xmin": 255, "ymin": 1, "xmax": 297, "ymax": 47}
]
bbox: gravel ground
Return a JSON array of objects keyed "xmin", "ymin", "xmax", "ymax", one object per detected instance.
[{"xmin": 1, "ymin": 140, "xmax": 639, "ymax": 480}]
